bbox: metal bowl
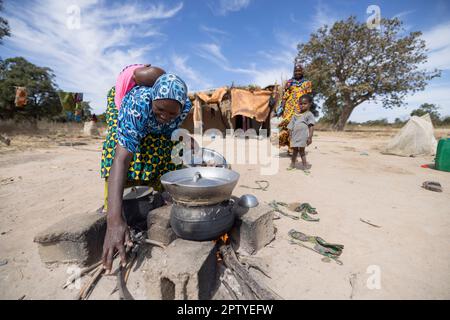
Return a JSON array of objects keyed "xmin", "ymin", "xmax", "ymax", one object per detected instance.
[
  {"xmin": 161, "ymin": 167, "xmax": 240, "ymax": 206},
  {"xmin": 238, "ymin": 194, "xmax": 259, "ymax": 208},
  {"xmin": 183, "ymin": 147, "xmax": 231, "ymax": 169}
]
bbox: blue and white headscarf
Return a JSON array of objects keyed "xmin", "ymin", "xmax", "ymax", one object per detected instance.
[
  {"xmin": 116, "ymin": 73, "xmax": 192, "ymax": 153},
  {"xmin": 152, "ymin": 73, "xmax": 188, "ymax": 107}
]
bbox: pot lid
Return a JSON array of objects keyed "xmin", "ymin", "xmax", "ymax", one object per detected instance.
[{"xmin": 171, "ymin": 171, "xmax": 229, "ymax": 187}]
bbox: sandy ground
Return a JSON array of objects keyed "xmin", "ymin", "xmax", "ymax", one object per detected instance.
[{"xmin": 0, "ymin": 128, "xmax": 449, "ymax": 300}]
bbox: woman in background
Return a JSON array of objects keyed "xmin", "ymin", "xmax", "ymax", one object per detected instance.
[{"xmin": 276, "ymin": 64, "xmax": 312, "ymax": 153}]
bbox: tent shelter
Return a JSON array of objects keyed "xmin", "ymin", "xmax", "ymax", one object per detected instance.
[
  {"xmin": 383, "ymin": 114, "xmax": 438, "ymax": 157},
  {"xmin": 180, "ymin": 86, "xmax": 277, "ymax": 137}
]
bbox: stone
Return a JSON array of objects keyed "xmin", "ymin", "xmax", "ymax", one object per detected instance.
[
  {"xmin": 148, "ymin": 225, "xmax": 177, "ymax": 246},
  {"xmin": 147, "ymin": 205, "xmax": 177, "ymax": 246},
  {"xmin": 144, "ymin": 239, "xmax": 217, "ymax": 300},
  {"xmin": 230, "ymin": 203, "xmax": 275, "ymax": 255},
  {"xmin": 34, "ymin": 211, "xmax": 106, "ymax": 266},
  {"xmin": 147, "ymin": 205, "xmax": 172, "ymax": 229}
]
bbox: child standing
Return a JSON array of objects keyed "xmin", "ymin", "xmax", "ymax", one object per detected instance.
[{"xmin": 287, "ymin": 94, "xmax": 317, "ymax": 170}]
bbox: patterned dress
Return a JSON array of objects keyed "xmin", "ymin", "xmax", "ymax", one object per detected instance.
[
  {"xmin": 100, "ymin": 87, "xmax": 187, "ymax": 207},
  {"xmin": 278, "ymin": 78, "xmax": 312, "ymax": 148}
]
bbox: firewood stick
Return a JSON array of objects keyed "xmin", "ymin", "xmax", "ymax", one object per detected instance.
[
  {"xmin": 75, "ymin": 264, "xmax": 104, "ymax": 300},
  {"xmin": 66, "ymin": 252, "xmax": 120, "ymax": 290},
  {"xmin": 110, "ymin": 246, "xmax": 137, "ymax": 295},
  {"xmin": 63, "ymin": 261, "xmax": 102, "ymax": 289},
  {"xmin": 76, "ymin": 252, "xmax": 120, "ymax": 300},
  {"xmin": 81, "ymin": 265, "xmax": 105, "ymax": 300},
  {"xmin": 124, "ymin": 254, "xmax": 137, "ymax": 283},
  {"xmin": 219, "ymin": 244, "xmax": 282, "ymax": 300},
  {"xmin": 221, "ymin": 279, "xmax": 239, "ymax": 300},
  {"xmin": 144, "ymin": 239, "xmax": 166, "ymax": 249},
  {"xmin": 238, "ymin": 255, "xmax": 272, "ymax": 279},
  {"xmin": 117, "ymin": 265, "xmax": 134, "ymax": 300},
  {"xmin": 218, "ymin": 263, "xmax": 248, "ymax": 300},
  {"xmin": 231, "ymin": 270, "xmax": 257, "ymax": 300}
]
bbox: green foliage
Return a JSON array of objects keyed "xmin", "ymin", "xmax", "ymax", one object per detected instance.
[
  {"xmin": 0, "ymin": 57, "xmax": 62, "ymax": 119},
  {"xmin": 0, "ymin": 0, "xmax": 10, "ymax": 45},
  {"xmin": 410, "ymin": 103, "xmax": 441, "ymax": 123},
  {"xmin": 440, "ymin": 116, "xmax": 450, "ymax": 126},
  {"xmin": 296, "ymin": 16, "xmax": 441, "ymax": 131},
  {"xmin": 97, "ymin": 112, "xmax": 107, "ymax": 123},
  {"xmin": 80, "ymin": 101, "xmax": 92, "ymax": 116},
  {"xmin": 362, "ymin": 118, "xmax": 389, "ymax": 126}
]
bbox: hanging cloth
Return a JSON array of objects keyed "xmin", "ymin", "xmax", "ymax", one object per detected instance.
[{"xmin": 15, "ymin": 87, "xmax": 27, "ymax": 107}]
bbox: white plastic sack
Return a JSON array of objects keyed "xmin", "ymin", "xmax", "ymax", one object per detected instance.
[
  {"xmin": 270, "ymin": 116, "xmax": 281, "ymax": 145},
  {"xmin": 383, "ymin": 114, "xmax": 437, "ymax": 157},
  {"xmin": 83, "ymin": 121, "xmax": 99, "ymax": 136}
]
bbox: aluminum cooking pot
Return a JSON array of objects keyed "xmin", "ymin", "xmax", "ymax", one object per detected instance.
[
  {"xmin": 160, "ymin": 167, "xmax": 240, "ymax": 206},
  {"xmin": 183, "ymin": 147, "xmax": 231, "ymax": 169}
]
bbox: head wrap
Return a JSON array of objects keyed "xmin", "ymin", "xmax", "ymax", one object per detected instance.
[{"xmin": 152, "ymin": 73, "xmax": 188, "ymax": 107}]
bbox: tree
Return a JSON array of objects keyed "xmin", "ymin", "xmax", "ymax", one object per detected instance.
[
  {"xmin": 410, "ymin": 103, "xmax": 440, "ymax": 123},
  {"xmin": 440, "ymin": 116, "xmax": 450, "ymax": 126},
  {"xmin": 0, "ymin": 57, "xmax": 61, "ymax": 119},
  {"xmin": 296, "ymin": 16, "xmax": 441, "ymax": 131},
  {"xmin": 0, "ymin": 0, "xmax": 10, "ymax": 45},
  {"xmin": 394, "ymin": 117, "xmax": 405, "ymax": 126},
  {"xmin": 80, "ymin": 101, "xmax": 93, "ymax": 119}
]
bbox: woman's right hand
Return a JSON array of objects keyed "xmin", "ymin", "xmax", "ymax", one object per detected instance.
[
  {"xmin": 102, "ymin": 144, "xmax": 134, "ymax": 273},
  {"xmin": 102, "ymin": 216, "xmax": 131, "ymax": 273}
]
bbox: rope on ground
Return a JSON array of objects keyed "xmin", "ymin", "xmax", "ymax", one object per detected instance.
[{"xmin": 239, "ymin": 180, "xmax": 270, "ymax": 191}]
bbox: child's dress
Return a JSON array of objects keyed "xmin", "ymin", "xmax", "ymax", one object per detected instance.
[
  {"xmin": 114, "ymin": 64, "xmax": 145, "ymax": 110},
  {"xmin": 287, "ymin": 111, "xmax": 315, "ymax": 148}
]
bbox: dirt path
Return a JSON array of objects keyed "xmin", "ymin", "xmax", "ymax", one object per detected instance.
[{"xmin": 0, "ymin": 131, "xmax": 449, "ymax": 299}]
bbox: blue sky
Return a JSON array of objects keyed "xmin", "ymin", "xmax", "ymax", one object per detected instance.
[{"xmin": 1, "ymin": 0, "xmax": 449, "ymax": 121}]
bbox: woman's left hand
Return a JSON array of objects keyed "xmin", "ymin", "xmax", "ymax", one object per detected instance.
[{"xmin": 307, "ymin": 138, "xmax": 312, "ymax": 145}]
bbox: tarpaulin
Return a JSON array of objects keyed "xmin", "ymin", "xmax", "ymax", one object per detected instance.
[
  {"xmin": 230, "ymin": 88, "xmax": 272, "ymax": 122},
  {"xmin": 197, "ymin": 87, "xmax": 227, "ymax": 104}
]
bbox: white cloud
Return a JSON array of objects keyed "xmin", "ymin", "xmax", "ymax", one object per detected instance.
[
  {"xmin": 393, "ymin": 10, "xmax": 416, "ymax": 19},
  {"xmin": 100, "ymin": 2, "xmax": 183, "ymax": 24},
  {"xmin": 196, "ymin": 43, "xmax": 228, "ymax": 64},
  {"xmin": 421, "ymin": 22, "xmax": 450, "ymax": 70},
  {"xmin": 200, "ymin": 25, "xmax": 229, "ymax": 36},
  {"xmin": 247, "ymin": 30, "xmax": 303, "ymax": 87},
  {"xmin": 311, "ymin": 0, "xmax": 339, "ymax": 31},
  {"xmin": 2, "ymin": 0, "xmax": 183, "ymax": 114},
  {"xmin": 213, "ymin": 0, "xmax": 251, "ymax": 16},
  {"xmin": 200, "ymin": 25, "xmax": 229, "ymax": 43},
  {"xmin": 171, "ymin": 54, "xmax": 213, "ymax": 91},
  {"xmin": 350, "ymin": 82, "xmax": 450, "ymax": 122},
  {"xmin": 250, "ymin": 66, "xmax": 292, "ymax": 87},
  {"xmin": 194, "ymin": 27, "xmax": 299, "ymax": 87}
]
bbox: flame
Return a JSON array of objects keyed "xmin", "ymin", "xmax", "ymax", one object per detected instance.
[
  {"xmin": 213, "ymin": 233, "xmax": 229, "ymax": 245},
  {"xmin": 214, "ymin": 233, "xmax": 229, "ymax": 262},
  {"xmin": 220, "ymin": 233, "xmax": 229, "ymax": 244}
]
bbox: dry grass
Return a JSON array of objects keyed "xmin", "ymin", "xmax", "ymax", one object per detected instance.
[
  {"xmin": 1, "ymin": 119, "xmax": 449, "ymax": 154},
  {"xmin": 0, "ymin": 120, "xmax": 106, "ymax": 153},
  {"xmin": 0, "ymin": 119, "xmax": 104, "ymax": 136},
  {"xmin": 315, "ymin": 123, "xmax": 450, "ymax": 139}
]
